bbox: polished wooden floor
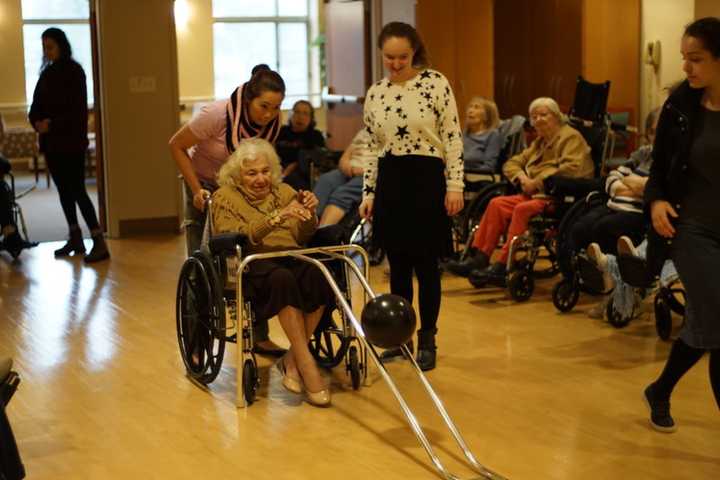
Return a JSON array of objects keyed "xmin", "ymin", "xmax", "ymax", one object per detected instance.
[{"xmin": 1, "ymin": 236, "xmax": 718, "ymax": 480}]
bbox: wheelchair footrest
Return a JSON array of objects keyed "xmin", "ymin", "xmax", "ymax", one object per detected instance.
[
  {"xmin": 577, "ymin": 255, "xmax": 607, "ymax": 294},
  {"xmin": 617, "ymin": 254, "xmax": 655, "ymax": 289},
  {"xmin": 1, "ymin": 372, "xmax": 21, "ymax": 406}
]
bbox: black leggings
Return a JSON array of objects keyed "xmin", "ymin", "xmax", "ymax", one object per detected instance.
[
  {"xmin": 568, "ymin": 205, "xmax": 646, "ymax": 255},
  {"xmin": 46, "ymin": 151, "xmax": 99, "ymax": 232},
  {"xmin": 386, "ymin": 250, "xmax": 441, "ymax": 333},
  {"xmin": 653, "ymin": 338, "xmax": 720, "ymax": 409}
]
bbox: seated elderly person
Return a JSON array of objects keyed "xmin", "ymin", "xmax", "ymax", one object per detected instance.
[
  {"xmin": 463, "ymin": 96, "xmax": 502, "ymax": 174},
  {"xmin": 276, "ymin": 100, "xmax": 326, "ymax": 191},
  {"xmin": 211, "ymin": 138, "xmax": 332, "ymax": 407},
  {"xmin": 446, "ymin": 97, "xmax": 594, "ymax": 283},
  {"xmin": 566, "ymin": 108, "xmax": 661, "ymax": 262},
  {"xmin": 312, "ymin": 128, "xmax": 374, "ymax": 226}
]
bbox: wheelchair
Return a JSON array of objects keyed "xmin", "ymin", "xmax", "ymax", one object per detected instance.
[
  {"xmin": 0, "ymin": 155, "xmax": 37, "ymax": 259},
  {"xmin": 466, "ymin": 77, "xmax": 620, "ymax": 301},
  {"xmin": 176, "ymin": 204, "xmax": 369, "ymax": 406},
  {"xmin": 175, "ymin": 204, "xmax": 508, "ymax": 480},
  {"xmin": 451, "ymin": 115, "xmax": 527, "ymax": 256},
  {"xmin": 1, "ymin": 358, "xmax": 25, "ymax": 480},
  {"xmin": 609, "ymin": 251, "xmax": 685, "ymax": 340}
]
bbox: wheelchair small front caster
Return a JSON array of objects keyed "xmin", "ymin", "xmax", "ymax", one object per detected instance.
[
  {"xmin": 508, "ymin": 269, "xmax": 534, "ymax": 302},
  {"xmin": 552, "ymin": 279, "xmax": 579, "ymax": 312},
  {"xmin": 242, "ymin": 359, "xmax": 259, "ymax": 405},
  {"xmin": 347, "ymin": 345, "xmax": 362, "ymax": 390},
  {"xmin": 606, "ymin": 296, "xmax": 632, "ymax": 328}
]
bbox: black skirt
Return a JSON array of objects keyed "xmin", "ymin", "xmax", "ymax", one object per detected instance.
[
  {"xmin": 243, "ymin": 258, "xmax": 334, "ymax": 322},
  {"xmin": 372, "ymin": 154, "xmax": 452, "ymax": 257}
]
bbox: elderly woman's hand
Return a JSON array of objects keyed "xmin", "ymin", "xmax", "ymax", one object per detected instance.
[
  {"xmin": 518, "ymin": 175, "xmax": 540, "ymax": 195},
  {"xmin": 445, "ymin": 191, "xmax": 464, "ymax": 216},
  {"xmin": 280, "ymin": 199, "xmax": 312, "ymax": 222},
  {"xmin": 297, "ymin": 190, "xmax": 319, "ymax": 213}
]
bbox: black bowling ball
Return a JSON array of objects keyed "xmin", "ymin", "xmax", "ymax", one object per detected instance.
[{"xmin": 361, "ymin": 294, "xmax": 416, "ymax": 349}]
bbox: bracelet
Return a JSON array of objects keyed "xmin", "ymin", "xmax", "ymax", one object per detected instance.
[{"xmin": 268, "ymin": 209, "xmax": 284, "ymax": 227}]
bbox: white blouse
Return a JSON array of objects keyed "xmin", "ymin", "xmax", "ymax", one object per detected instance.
[{"xmin": 362, "ymin": 69, "xmax": 464, "ymax": 199}]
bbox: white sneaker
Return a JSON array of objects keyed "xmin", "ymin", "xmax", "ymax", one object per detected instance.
[
  {"xmin": 586, "ymin": 243, "xmax": 613, "ymax": 292},
  {"xmin": 587, "ymin": 296, "xmax": 609, "ymax": 319},
  {"xmin": 617, "ymin": 236, "xmax": 640, "ymax": 258},
  {"xmin": 586, "ymin": 243, "xmax": 608, "ymax": 271}
]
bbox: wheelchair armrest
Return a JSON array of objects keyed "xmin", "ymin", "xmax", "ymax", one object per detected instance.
[
  {"xmin": 208, "ymin": 233, "xmax": 248, "ymax": 256},
  {"xmin": 308, "ymin": 224, "xmax": 345, "ymax": 247}
]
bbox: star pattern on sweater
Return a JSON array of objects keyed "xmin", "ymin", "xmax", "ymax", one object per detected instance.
[{"xmin": 396, "ymin": 125, "xmax": 409, "ymax": 139}]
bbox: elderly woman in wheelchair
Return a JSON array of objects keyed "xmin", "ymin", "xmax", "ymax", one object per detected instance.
[
  {"xmin": 210, "ymin": 138, "xmax": 333, "ymax": 406},
  {"xmin": 446, "ymin": 97, "xmax": 594, "ymax": 286}
]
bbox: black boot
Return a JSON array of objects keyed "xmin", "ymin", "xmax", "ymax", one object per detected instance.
[
  {"xmin": 84, "ymin": 232, "xmax": 110, "ymax": 263},
  {"xmin": 443, "ymin": 249, "xmax": 489, "ymax": 277},
  {"xmin": 54, "ymin": 226, "xmax": 85, "ymax": 257},
  {"xmin": 380, "ymin": 341, "xmax": 414, "ymax": 362},
  {"xmin": 416, "ymin": 329, "xmax": 437, "ymax": 371}
]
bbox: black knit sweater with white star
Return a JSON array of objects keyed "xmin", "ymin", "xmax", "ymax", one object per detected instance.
[{"xmin": 362, "ymin": 69, "xmax": 464, "ymax": 199}]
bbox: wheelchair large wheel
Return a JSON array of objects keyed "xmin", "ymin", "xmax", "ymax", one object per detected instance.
[
  {"xmin": 654, "ymin": 295, "xmax": 673, "ymax": 341},
  {"xmin": 242, "ymin": 359, "xmax": 259, "ymax": 404},
  {"xmin": 606, "ymin": 296, "xmax": 632, "ymax": 328},
  {"xmin": 508, "ymin": 269, "xmax": 534, "ymax": 302},
  {"xmin": 176, "ymin": 251, "xmax": 226, "ymax": 385},
  {"xmin": 310, "ymin": 308, "xmax": 351, "ymax": 369},
  {"xmin": 552, "ymin": 279, "xmax": 579, "ymax": 313}
]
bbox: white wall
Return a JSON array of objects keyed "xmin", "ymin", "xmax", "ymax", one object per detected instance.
[{"xmin": 640, "ymin": 0, "xmax": 695, "ymax": 124}]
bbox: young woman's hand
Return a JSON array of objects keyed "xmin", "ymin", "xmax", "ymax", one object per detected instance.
[
  {"xmin": 359, "ymin": 198, "xmax": 374, "ymax": 220},
  {"xmin": 651, "ymin": 200, "xmax": 678, "ymax": 238},
  {"xmin": 193, "ymin": 188, "xmax": 211, "ymax": 211},
  {"xmin": 34, "ymin": 119, "xmax": 51, "ymax": 133},
  {"xmin": 445, "ymin": 191, "xmax": 464, "ymax": 216}
]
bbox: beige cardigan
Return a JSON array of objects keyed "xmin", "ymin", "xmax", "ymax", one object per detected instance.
[
  {"xmin": 211, "ymin": 183, "xmax": 317, "ymax": 254},
  {"xmin": 503, "ymin": 124, "xmax": 594, "ymax": 191}
]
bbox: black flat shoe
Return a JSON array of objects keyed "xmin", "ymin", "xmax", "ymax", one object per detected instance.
[{"xmin": 254, "ymin": 343, "xmax": 288, "ymax": 357}]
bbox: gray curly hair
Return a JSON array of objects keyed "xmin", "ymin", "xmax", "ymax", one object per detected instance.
[
  {"xmin": 216, "ymin": 138, "xmax": 282, "ymax": 189},
  {"xmin": 528, "ymin": 97, "xmax": 566, "ymax": 126}
]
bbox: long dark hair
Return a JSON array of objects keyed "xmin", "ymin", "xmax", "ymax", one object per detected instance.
[
  {"xmin": 377, "ymin": 22, "xmax": 429, "ymax": 69},
  {"xmin": 41, "ymin": 27, "xmax": 73, "ymax": 71},
  {"xmin": 243, "ymin": 63, "xmax": 286, "ymax": 102},
  {"xmin": 685, "ymin": 17, "xmax": 720, "ymax": 58}
]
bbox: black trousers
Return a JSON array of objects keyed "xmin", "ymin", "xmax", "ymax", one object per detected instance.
[
  {"xmin": 386, "ymin": 250, "xmax": 441, "ymax": 333},
  {"xmin": 568, "ymin": 205, "xmax": 646, "ymax": 255},
  {"xmin": 45, "ymin": 151, "xmax": 99, "ymax": 232}
]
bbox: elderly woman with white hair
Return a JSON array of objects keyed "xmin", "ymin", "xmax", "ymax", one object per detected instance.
[
  {"xmin": 458, "ymin": 97, "xmax": 594, "ymax": 285},
  {"xmin": 211, "ymin": 138, "xmax": 332, "ymax": 407}
]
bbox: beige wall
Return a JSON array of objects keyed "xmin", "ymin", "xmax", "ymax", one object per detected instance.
[
  {"xmin": 97, "ymin": 0, "xmax": 180, "ymax": 237},
  {"xmin": 640, "ymin": 0, "xmax": 695, "ymax": 124},
  {"xmin": 695, "ymin": 0, "xmax": 720, "ymax": 19},
  {"xmin": 175, "ymin": 0, "xmax": 213, "ymax": 102},
  {"xmin": 0, "ymin": 0, "xmax": 28, "ymax": 112}
]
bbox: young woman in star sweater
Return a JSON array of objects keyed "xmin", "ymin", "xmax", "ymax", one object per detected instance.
[{"xmin": 359, "ymin": 21, "xmax": 464, "ymax": 371}]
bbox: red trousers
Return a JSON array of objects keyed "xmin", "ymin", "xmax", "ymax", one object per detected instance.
[{"xmin": 471, "ymin": 194, "xmax": 552, "ymax": 263}]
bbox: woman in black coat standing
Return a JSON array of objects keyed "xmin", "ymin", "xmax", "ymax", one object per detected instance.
[
  {"xmin": 29, "ymin": 27, "xmax": 108, "ymax": 263},
  {"xmin": 643, "ymin": 17, "xmax": 720, "ymax": 432}
]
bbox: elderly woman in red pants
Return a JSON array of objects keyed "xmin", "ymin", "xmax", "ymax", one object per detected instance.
[{"xmin": 448, "ymin": 97, "xmax": 594, "ymax": 285}]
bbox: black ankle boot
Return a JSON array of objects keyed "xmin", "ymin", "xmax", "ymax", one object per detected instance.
[
  {"xmin": 380, "ymin": 341, "xmax": 414, "ymax": 362},
  {"xmin": 416, "ymin": 329, "xmax": 437, "ymax": 371},
  {"xmin": 54, "ymin": 227, "xmax": 85, "ymax": 257},
  {"xmin": 84, "ymin": 233, "xmax": 110, "ymax": 263}
]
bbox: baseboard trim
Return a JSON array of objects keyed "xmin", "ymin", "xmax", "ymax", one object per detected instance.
[{"xmin": 118, "ymin": 216, "xmax": 180, "ymax": 236}]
